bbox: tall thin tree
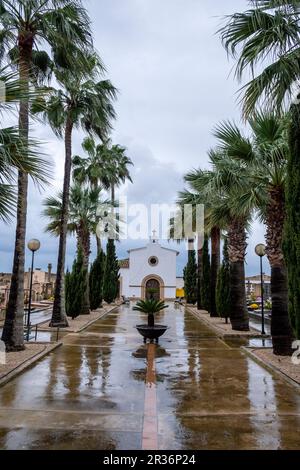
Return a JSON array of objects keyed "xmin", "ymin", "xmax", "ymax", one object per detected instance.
[
  {"xmin": 0, "ymin": 0, "xmax": 93, "ymax": 349},
  {"xmin": 35, "ymin": 54, "xmax": 117, "ymax": 326}
]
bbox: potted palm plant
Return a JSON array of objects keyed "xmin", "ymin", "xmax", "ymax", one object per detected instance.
[{"xmin": 133, "ymin": 299, "xmax": 169, "ymax": 343}]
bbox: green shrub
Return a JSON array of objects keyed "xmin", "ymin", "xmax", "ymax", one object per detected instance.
[
  {"xmin": 89, "ymin": 250, "xmax": 105, "ymax": 310},
  {"xmin": 103, "ymin": 239, "xmax": 120, "ymax": 304},
  {"xmin": 183, "ymin": 249, "xmax": 197, "ymax": 304},
  {"xmin": 65, "ymin": 247, "xmax": 87, "ymax": 319},
  {"xmin": 216, "ymin": 237, "xmax": 230, "ymax": 322}
]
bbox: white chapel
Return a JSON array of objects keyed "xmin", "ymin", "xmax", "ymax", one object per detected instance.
[{"xmin": 119, "ymin": 234, "xmax": 184, "ymax": 301}]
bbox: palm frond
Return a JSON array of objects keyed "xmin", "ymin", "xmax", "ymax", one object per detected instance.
[
  {"xmin": 220, "ymin": 7, "xmax": 300, "ymax": 79},
  {"xmin": 0, "ymin": 183, "xmax": 16, "ymax": 222}
]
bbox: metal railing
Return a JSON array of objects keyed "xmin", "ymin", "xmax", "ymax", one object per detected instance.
[{"xmin": 24, "ymin": 323, "xmax": 60, "ymax": 343}]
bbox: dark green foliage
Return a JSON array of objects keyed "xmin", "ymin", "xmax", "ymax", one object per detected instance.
[
  {"xmin": 216, "ymin": 237, "xmax": 231, "ymax": 323},
  {"xmin": 284, "ymin": 103, "xmax": 300, "ymax": 339},
  {"xmin": 133, "ymin": 299, "xmax": 168, "ymax": 327},
  {"xmin": 183, "ymin": 249, "xmax": 197, "ymax": 304},
  {"xmin": 201, "ymin": 235, "xmax": 211, "ymax": 312},
  {"xmin": 65, "ymin": 248, "xmax": 87, "ymax": 319},
  {"xmin": 65, "ymin": 268, "xmax": 71, "ymax": 316},
  {"xmin": 103, "ymin": 239, "xmax": 120, "ymax": 304},
  {"xmin": 89, "ymin": 250, "xmax": 105, "ymax": 311},
  {"xmin": 133, "ymin": 299, "xmax": 169, "ymax": 314}
]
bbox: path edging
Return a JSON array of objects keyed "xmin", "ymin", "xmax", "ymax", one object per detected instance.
[
  {"xmin": 37, "ymin": 304, "xmax": 119, "ymax": 333},
  {"xmin": 77, "ymin": 305, "xmax": 119, "ymax": 333},
  {"xmin": 242, "ymin": 346, "xmax": 300, "ymax": 390},
  {"xmin": 0, "ymin": 342, "xmax": 63, "ymax": 388},
  {"xmin": 187, "ymin": 306, "xmax": 270, "ymax": 339}
]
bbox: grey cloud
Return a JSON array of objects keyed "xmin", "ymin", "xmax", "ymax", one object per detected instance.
[{"xmin": 0, "ymin": 0, "xmax": 269, "ymax": 276}]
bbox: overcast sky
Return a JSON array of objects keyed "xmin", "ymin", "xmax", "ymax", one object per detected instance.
[{"xmin": 0, "ymin": 0, "xmax": 268, "ymax": 276}]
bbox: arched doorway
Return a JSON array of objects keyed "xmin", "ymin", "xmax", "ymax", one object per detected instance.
[
  {"xmin": 141, "ymin": 275, "xmax": 165, "ymax": 300},
  {"xmin": 145, "ymin": 278, "xmax": 160, "ymax": 300}
]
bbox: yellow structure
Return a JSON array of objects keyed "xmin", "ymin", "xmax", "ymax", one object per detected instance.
[{"xmin": 176, "ymin": 288, "xmax": 185, "ymax": 298}]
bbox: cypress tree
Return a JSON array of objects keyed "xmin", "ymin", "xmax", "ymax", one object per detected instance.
[
  {"xmin": 65, "ymin": 247, "xmax": 87, "ymax": 319},
  {"xmin": 183, "ymin": 249, "xmax": 197, "ymax": 304},
  {"xmin": 89, "ymin": 251, "xmax": 105, "ymax": 311},
  {"xmin": 216, "ymin": 237, "xmax": 231, "ymax": 323},
  {"xmin": 284, "ymin": 103, "xmax": 300, "ymax": 339},
  {"xmin": 103, "ymin": 239, "xmax": 120, "ymax": 304},
  {"xmin": 201, "ymin": 235, "xmax": 211, "ymax": 312}
]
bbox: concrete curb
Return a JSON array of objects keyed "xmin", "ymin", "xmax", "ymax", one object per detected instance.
[
  {"xmin": 242, "ymin": 346, "xmax": 300, "ymax": 390},
  {"xmin": 187, "ymin": 306, "xmax": 270, "ymax": 339},
  {"xmin": 0, "ymin": 342, "xmax": 63, "ymax": 388},
  {"xmin": 76, "ymin": 305, "xmax": 119, "ymax": 333},
  {"xmin": 37, "ymin": 304, "xmax": 120, "ymax": 333}
]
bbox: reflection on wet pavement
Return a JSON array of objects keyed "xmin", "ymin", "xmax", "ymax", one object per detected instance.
[{"xmin": 0, "ymin": 305, "xmax": 300, "ymax": 449}]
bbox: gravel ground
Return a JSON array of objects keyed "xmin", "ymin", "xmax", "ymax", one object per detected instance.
[
  {"xmin": 251, "ymin": 348, "xmax": 300, "ymax": 386},
  {"xmin": 0, "ymin": 343, "xmax": 52, "ymax": 381},
  {"xmin": 188, "ymin": 307, "xmax": 264, "ymax": 337}
]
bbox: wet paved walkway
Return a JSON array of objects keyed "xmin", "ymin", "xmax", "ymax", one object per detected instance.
[{"xmin": 0, "ymin": 305, "xmax": 300, "ymax": 449}]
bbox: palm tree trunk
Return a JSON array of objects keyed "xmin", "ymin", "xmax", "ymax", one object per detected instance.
[
  {"xmin": 2, "ymin": 44, "xmax": 32, "ymax": 351},
  {"xmin": 148, "ymin": 313, "xmax": 154, "ymax": 327},
  {"xmin": 50, "ymin": 117, "xmax": 74, "ymax": 327},
  {"xmin": 2, "ymin": 172, "xmax": 28, "ymax": 351},
  {"xmin": 210, "ymin": 226, "xmax": 221, "ymax": 317},
  {"xmin": 230, "ymin": 261, "xmax": 249, "ymax": 331},
  {"xmin": 266, "ymin": 188, "xmax": 294, "ymax": 355},
  {"xmin": 111, "ymin": 184, "xmax": 115, "ymax": 205},
  {"xmin": 228, "ymin": 218, "xmax": 249, "ymax": 331},
  {"xmin": 271, "ymin": 265, "xmax": 293, "ymax": 355}
]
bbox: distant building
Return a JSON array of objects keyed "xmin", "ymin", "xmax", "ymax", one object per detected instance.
[
  {"xmin": 119, "ymin": 236, "xmax": 182, "ymax": 300},
  {"xmin": 0, "ymin": 264, "xmax": 56, "ymax": 308},
  {"xmin": 245, "ymin": 274, "xmax": 271, "ymax": 300}
]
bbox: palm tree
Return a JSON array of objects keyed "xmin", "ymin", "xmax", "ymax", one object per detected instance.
[
  {"xmin": 73, "ymin": 139, "xmax": 132, "ymax": 249},
  {"xmin": 72, "ymin": 137, "xmax": 106, "ymax": 253},
  {"xmin": 72, "ymin": 137, "xmax": 120, "ymax": 252},
  {"xmin": 98, "ymin": 143, "xmax": 133, "ymax": 204},
  {"xmin": 34, "ymin": 54, "xmax": 117, "ymax": 326},
  {"xmin": 43, "ymin": 183, "xmax": 100, "ymax": 315},
  {"xmin": 0, "ymin": 0, "xmax": 93, "ymax": 349},
  {"xmin": 219, "ymin": 1, "xmax": 300, "ymax": 347},
  {"xmin": 209, "ymin": 123, "xmax": 258, "ymax": 331},
  {"xmin": 72, "ymin": 137, "xmax": 109, "ymax": 191},
  {"xmin": 170, "ymin": 193, "xmax": 205, "ymax": 310},
  {"xmin": 0, "ymin": 68, "xmax": 51, "ymax": 350},
  {"xmin": 0, "ymin": 69, "xmax": 50, "ymax": 222},
  {"xmin": 212, "ymin": 117, "xmax": 295, "ymax": 353},
  {"xmin": 219, "ymin": 0, "xmax": 300, "ymax": 118},
  {"xmin": 73, "ymin": 138, "xmax": 133, "ymax": 202},
  {"xmin": 42, "ymin": 183, "xmax": 118, "ymax": 315},
  {"xmin": 182, "ymin": 181, "xmax": 221, "ymax": 317},
  {"xmin": 186, "ymin": 142, "xmax": 252, "ymax": 331},
  {"xmin": 133, "ymin": 300, "xmax": 168, "ymax": 328},
  {"xmin": 230, "ymin": 112, "xmax": 294, "ymax": 354}
]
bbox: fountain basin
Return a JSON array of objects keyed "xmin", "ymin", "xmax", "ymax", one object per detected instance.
[{"xmin": 136, "ymin": 324, "xmax": 168, "ymax": 343}]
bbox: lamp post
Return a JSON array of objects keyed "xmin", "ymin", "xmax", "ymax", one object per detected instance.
[
  {"xmin": 255, "ymin": 243, "xmax": 266, "ymax": 336},
  {"xmin": 26, "ymin": 239, "xmax": 40, "ymax": 341}
]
